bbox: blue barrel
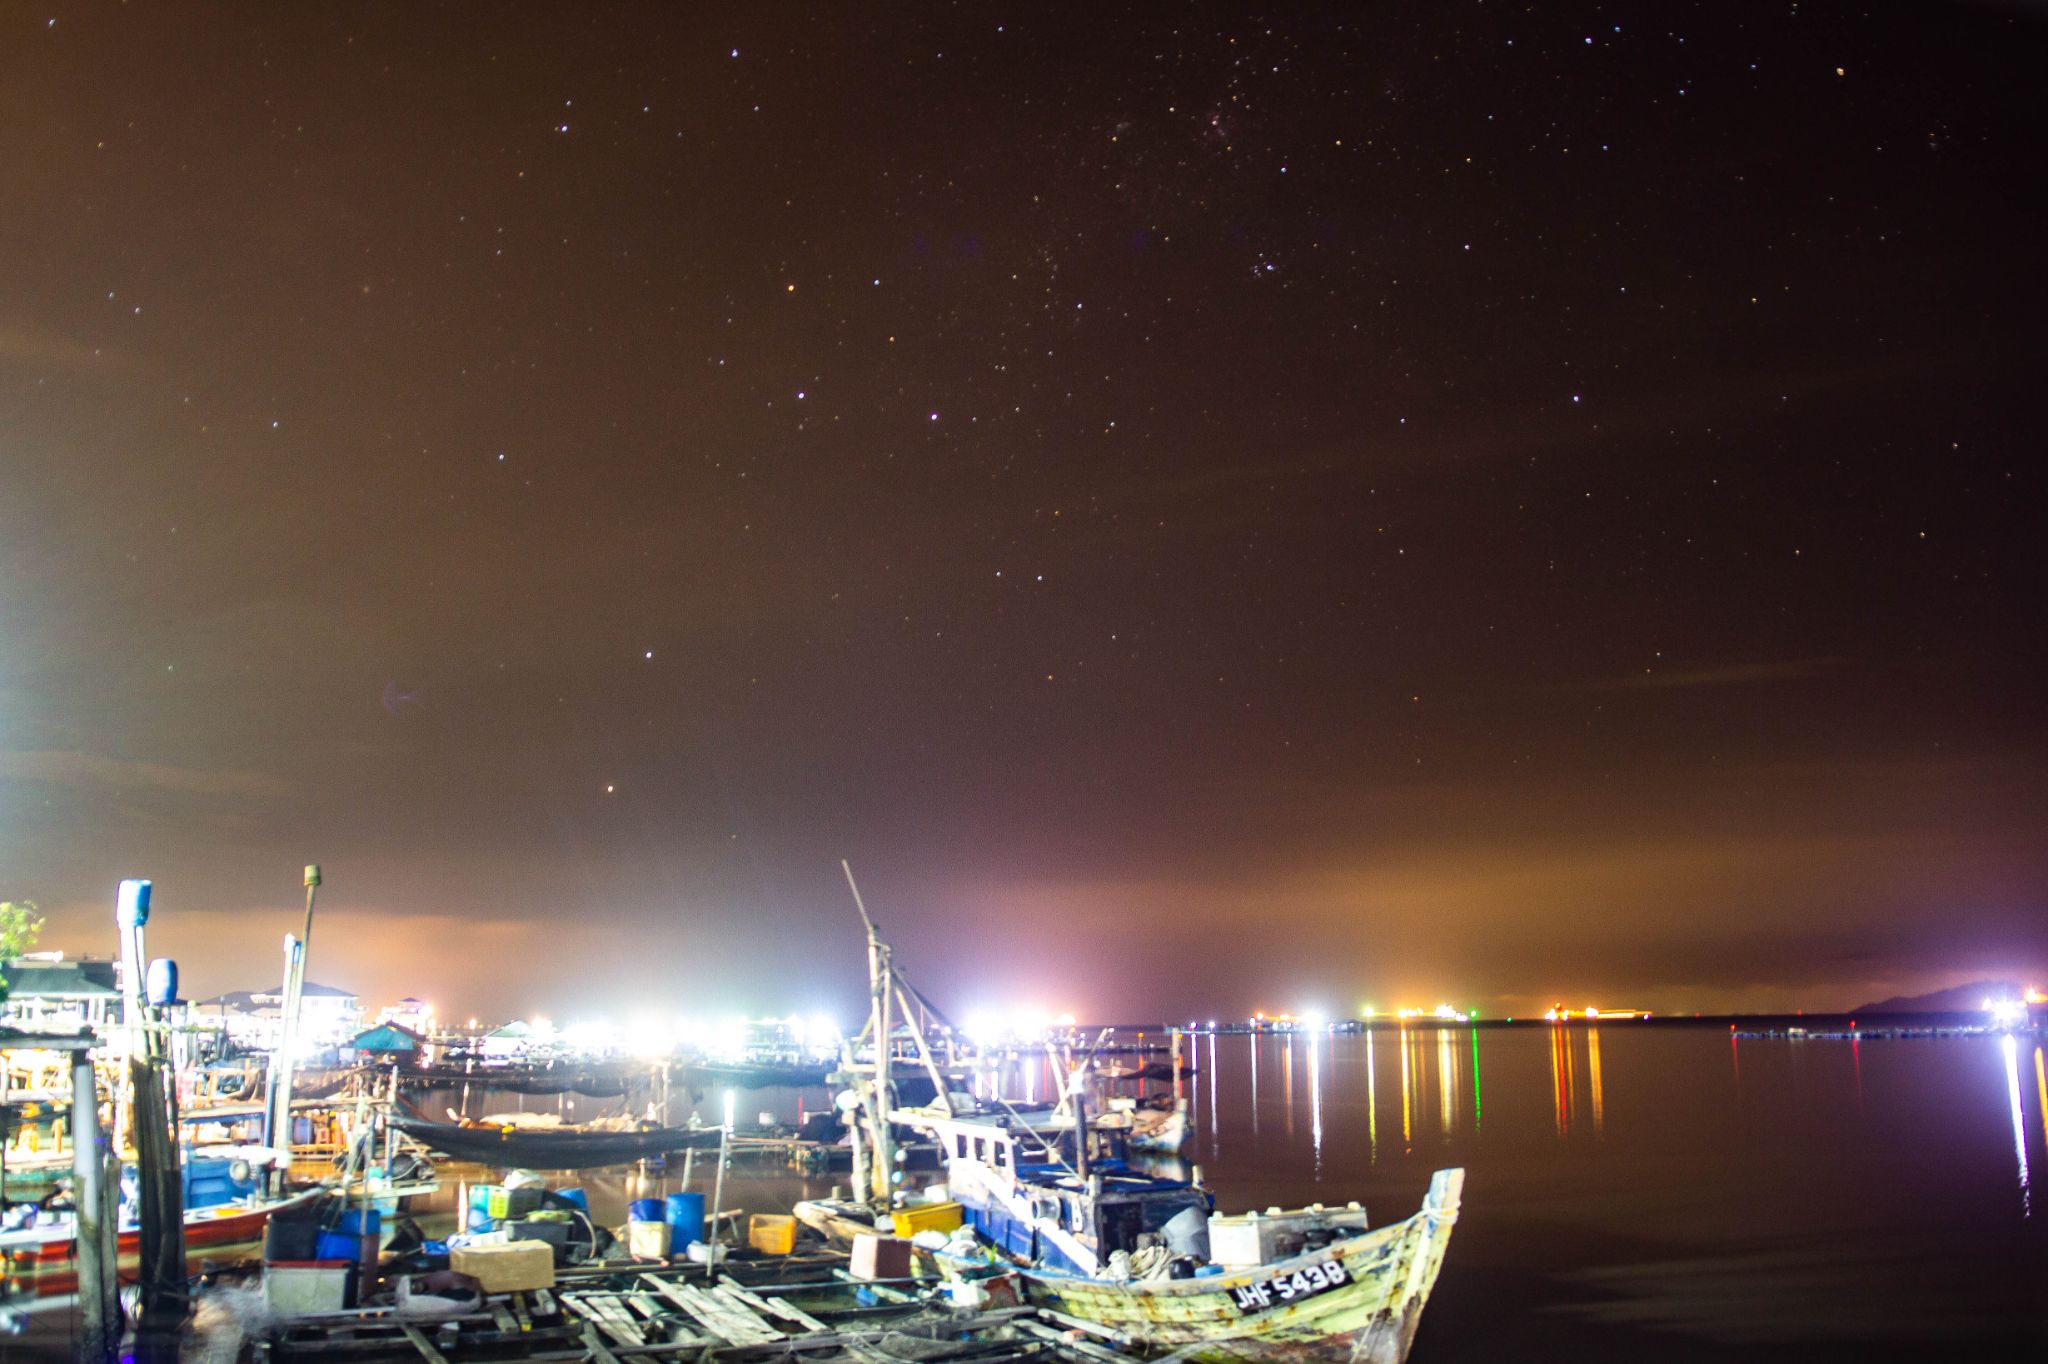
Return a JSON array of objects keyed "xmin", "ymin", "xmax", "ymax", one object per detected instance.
[
  {"xmin": 555, "ymin": 1187, "xmax": 589, "ymax": 1212},
  {"xmin": 665, "ymin": 1192, "xmax": 706, "ymax": 1252},
  {"xmin": 145, "ymin": 958, "xmax": 179, "ymax": 1007},
  {"xmin": 627, "ymin": 1198, "xmax": 664, "ymax": 1224},
  {"xmin": 336, "ymin": 1208, "xmax": 380, "ymax": 1239}
]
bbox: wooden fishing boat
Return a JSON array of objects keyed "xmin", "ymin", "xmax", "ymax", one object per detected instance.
[
  {"xmin": 392, "ymin": 1116, "xmax": 722, "ymax": 1168},
  {"xmin": 0, "ymin": 1187, "xmax": 324, "ymax": 1298},
  {"xmin": 897, "ymin": 1108, "xmax": 1462, "ymax": 1363},
  {"xmin": 1009, "ymin": 1171, "xmax": 1463, "ymax": 1363}
]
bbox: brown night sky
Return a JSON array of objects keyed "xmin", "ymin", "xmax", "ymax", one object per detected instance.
[{"xmin": 2, "ymin": 3, "xmax": 2042, "ymax": 1024}]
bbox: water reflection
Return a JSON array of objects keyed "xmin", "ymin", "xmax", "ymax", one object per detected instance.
[
  {"xmin": 1398, "ymin": 1023, "xmax": 1413, "ymax": 1145},
  {"xmin": 2002, "ymin": 1035, "xmax": 2030, "ymax": 1217},
  {"xmin": 1550, "ymin": 1023, "xmax": 1571, "ymax": 1136},
  {"xmin": 1587, "ymin": 1026, "xmax": 1605, "ymax": 1137},
  {"xmin": 1365, "ymin": 1027, "xmax": 1378, "ymax": 1162},
  {"xmin": 1282, "ymin": 1032, "xmax": 1295, "ymax": 1139},
  {"xmin": 1470, "ymin": 1026, "xmax": 1483, "ymax": 1134},
  {"xmin": 1307, "ymin": 1028, "xmax": 1324, "ymax": 1174},
  {"xmin": 1435, "ymin": 1028, "xmax": 1456, "ymax": 1138},
  {"xmin": 2037, "ymin": 1046, "xmax": 2046, "ymax": 1148},
  {"xmin": 1248, "ymin": 1032, "xmax": 1260, "ymax": 1136},
  {"xmin": 1207, "ymin": 1032, "xmax": 1219, "ymax": 1146}
]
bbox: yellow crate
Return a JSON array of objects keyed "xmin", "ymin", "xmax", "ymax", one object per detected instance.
[
  {"xmin": 748, "ymin": 1213, "xmax": 797, "ymax": 1255},
  {"xmin": 891, "ymin": 1201, "xmax": 963, "ymax": 1238}
]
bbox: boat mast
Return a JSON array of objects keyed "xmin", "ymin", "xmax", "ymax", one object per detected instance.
[
  {"xmin": 266, "ymin": 864, "xmax": 320, "ymax": 1195},
  {"xmin": 842, "ymin": 861, "xmax": 895, "ymax": 1205}
]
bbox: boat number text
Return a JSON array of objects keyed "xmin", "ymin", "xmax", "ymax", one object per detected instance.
[{"xmin": 1230, "ymin": 1258, "xmax": 1348, "ymax": 1312}]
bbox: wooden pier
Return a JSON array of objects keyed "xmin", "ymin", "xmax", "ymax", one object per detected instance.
[{"xmin": 248, "ymin": 1254, "xmax": 1130, "ymax": 1362}]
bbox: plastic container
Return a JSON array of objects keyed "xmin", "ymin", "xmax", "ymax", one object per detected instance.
[
  {"xmin": 747, "ymin": 1213, "xmax": 796, "ymax": 1255},
  {"xmin": 488, "ymin": 1186, "xmax": 542, "ymax": 1220},
  {"xmin": 264, "ymin": 1205, "xmax": 321, "ymax": 1263},
  {"xmin": 891, "ymin": 1201, "xmax": 962, "ymax": 1238},
  {"xmin": 664, "ymin": 1191, "xmax": 706, "ymax": 1252},
  {"xmin": 335, "ymin": 1208, "xmax": 381, "ymax": 1239},
  {"xmin": 554, "ymin": 1187, "xmax": 589, "ymax": 1212},
  {"xmin": 627, "ymin": 1220, "xmax": 671, "ymax": 1259},
  {"xmin": 315, "ymin": 1231, "xmax": 361, "ymax": 1261},
  {"xmin": 509, "ymin": 1218, "xmax": 569, "ymax": 1248},
  {"xmin": 266, "ymin": 1261, "xmax": 353, "ymax": 1314},
  {"xmin": 627, "ymin": 1197, "xmax": 664, "ymax": 1223}
]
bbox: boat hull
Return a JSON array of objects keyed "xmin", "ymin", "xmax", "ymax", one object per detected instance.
[
  {"xmin": 2, "ymin": 1189, "xmax": 325, "ymax": 1298},
  {"xmin": 392, "ymin": 1117, "xmax": 722, "ymax": 1168},
  {"xmin": 1015, "ymin": 1169, "xmax": 1462, "ymax": 1364}
]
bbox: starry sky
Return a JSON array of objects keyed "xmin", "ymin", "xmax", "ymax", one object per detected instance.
[{"xmin": 1, "ymin": 2, "xmax": 2042, "ymax": 1024}]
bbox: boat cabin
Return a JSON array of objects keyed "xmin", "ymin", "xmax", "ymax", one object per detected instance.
[{"xmin": 917, "ymin": 1112, "xmax": 1211, "ymax": 1276}]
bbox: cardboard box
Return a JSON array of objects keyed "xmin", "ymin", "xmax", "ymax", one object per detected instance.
[
  {"xmin": 850, "ymin": 1232, "xmax": 913, "ymax": 1281},
  {"xmin": 451, "ymin": 1238, "xmax": 556, "ymax": 1293}
]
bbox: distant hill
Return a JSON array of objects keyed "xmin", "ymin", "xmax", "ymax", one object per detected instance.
[{"xmin": 1851, "ymin": 980, "xmax": 2024, "ymax": 1015}]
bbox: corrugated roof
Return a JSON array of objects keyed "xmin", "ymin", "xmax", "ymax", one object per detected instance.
[{"xmin": 3, "ymin": 958, "xmax": 120, "ymax": 997}]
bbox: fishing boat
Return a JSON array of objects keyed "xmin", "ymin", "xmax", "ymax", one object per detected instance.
[
  {"xmin": 673, "ymin": 1058, "xmax": 834, "ymax": 1090},
  {"xmin": 0, "ymin": 1184, "xmax": 324, "ymax": 1298},
  {"xmin": 804, "ymin": 865, "xmax": 1465, "ymax": 1362},
  {"xmin": 815, "ymin": 1106, "xmax": 1463, "ymax": 1363},
  {"xmin": 392, "ymin": 1115, "xmax": 722, "ymax": 1168}
]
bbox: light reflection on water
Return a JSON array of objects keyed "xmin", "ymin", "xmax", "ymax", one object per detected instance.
[
  {"xmin": 2005, "ymin": 1034, "xmax": 2030, "ymax": 1218},
  {"xmin": 419, "ymin": 1025, "xmax": 2046, "ymax": 1358}
]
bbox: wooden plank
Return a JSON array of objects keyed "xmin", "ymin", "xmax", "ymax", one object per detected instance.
[
  {"xmin": 398, "ymin": 1324, "xmax": 451, "ymax": 1364},
  {"xmin": 562, "ymin": 1293, "xmax": 641, "ymax": 1348},
  {"xmin": 580, "ymin": 1323, "xmax": 625, "ymax": 1364},
  {"xmin": 597, "ymin": 1293, "xmax": 650, "ymax": 1345},
  {"xmin": 1014, "ymin": 1317, "xmax": 1131, "ymax": 1363},
  {"xmin": 634, "ymin": 1277, "xmax": 782, "ymax": 1346},
  {"xmin": 712, "ymin": 1280, "xmax": 830, "ymax": 1332}
]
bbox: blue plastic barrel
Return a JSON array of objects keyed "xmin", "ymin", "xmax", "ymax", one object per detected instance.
[
  {"xmin": 336, "ymin": 1208, "xmax": 380, "ymax": 1239},
  {"xmin": 555, "ymin": 1187, "xmax": 589, "ymax": 1212},
  {"xmin": 665, "ymin": 1191, "xmax": 706, "ymax": 1252},
  {"xmin": 627, "ymin": 1197, "xmax": 664, "ymax": 1223}
]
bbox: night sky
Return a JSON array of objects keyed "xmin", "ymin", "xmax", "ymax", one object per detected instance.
[{"xmin": 2, "ymin": 3, "xmax": 2041, "ymax": 1024}]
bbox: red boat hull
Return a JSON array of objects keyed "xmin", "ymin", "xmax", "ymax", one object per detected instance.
[{"xmin": 2, "ymin": 1191, "xmax": 323, "ymax": 1298}]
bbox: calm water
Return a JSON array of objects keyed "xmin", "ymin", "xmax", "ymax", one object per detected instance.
[
  {"xmin": 232, "ymin": 1027, "xmax": 2048, "ymax": 1360},
  {"xmin": 1170, "ymin": 1025, "xmax": 2047, "ymax": 1361}
]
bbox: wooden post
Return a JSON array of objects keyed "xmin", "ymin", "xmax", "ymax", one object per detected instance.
[
  {"xmin": 70, "ymin": 1049, "xmax": 116, "ymax": 1364},
  {"xmin": 1070, "ymin": 1058, "xmax": 1091, "ymax": 1179},
  {"xmin": 842, "ymin": 862, "xmax": 895, "ymax": 1207},
  {"xmin": 708, "ymin": 1089, "xmax": 733, "ymax": 1282}
]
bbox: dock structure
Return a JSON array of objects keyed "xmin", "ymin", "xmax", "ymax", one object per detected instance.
[{"xmin": 247, "ymin": 1254, "xmax": 1131, "ymax": 1361}]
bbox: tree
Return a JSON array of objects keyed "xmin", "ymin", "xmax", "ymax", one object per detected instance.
[{"xmin": 0, "ymin": 900, "xmax": 44, "ymax": 993}]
